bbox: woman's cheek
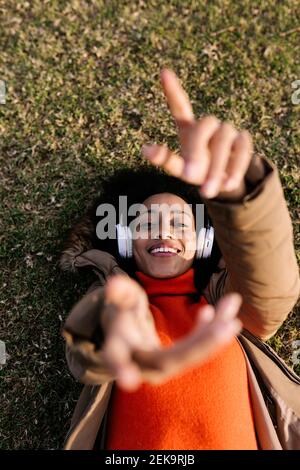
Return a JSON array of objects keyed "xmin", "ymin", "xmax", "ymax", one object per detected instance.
[
  {"xmin": 132, "ymin": 240, "xmax": 147, "ymax": 270},
  {"xmin": 183, "ymin": 232, "xmax": 197, "ymax": 260}
]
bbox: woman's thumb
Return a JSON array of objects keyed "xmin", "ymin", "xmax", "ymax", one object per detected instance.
[{"xmin": 196, "ymin": 305, "xmax": 215, "ymax": 327}]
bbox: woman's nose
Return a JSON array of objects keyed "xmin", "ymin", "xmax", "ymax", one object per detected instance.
[
  {"xmin": 153, "ymin": 220, "xmax": 173, "ymax": 239},
  {"xmin": 155, "ymin": 232, "xmax": 172, "ymax": 240}
]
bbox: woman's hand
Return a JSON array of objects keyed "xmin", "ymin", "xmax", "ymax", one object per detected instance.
[
  {"xmin": 100, "ymin": 274, "xmax": 243, "ymax": 391},
  {"xmin": 100, "ymin": 274, "xmax": 162, "ymax": 391},
  {"xmin": 141, "ymin": 68, "xmax": 265, "ymax": 201}
]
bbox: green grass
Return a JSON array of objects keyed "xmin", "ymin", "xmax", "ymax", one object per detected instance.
[{"xmin": 0, "ymin": 0, "xmax": 299, "ymax": 449}]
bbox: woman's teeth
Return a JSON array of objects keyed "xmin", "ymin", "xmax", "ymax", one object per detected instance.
[{"xmin": 150, "ymin": 247, "xmax": 178, "ymax": 254}]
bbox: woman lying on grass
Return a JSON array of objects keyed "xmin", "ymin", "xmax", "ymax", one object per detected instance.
[{"xmin": 60, "ymin": 69, "xmax": 300, "ymax": 450}]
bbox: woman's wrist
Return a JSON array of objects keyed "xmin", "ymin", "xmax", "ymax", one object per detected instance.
[{"xmin": 213, "ymin": 180, "xmax": 248, "ymax": 202}]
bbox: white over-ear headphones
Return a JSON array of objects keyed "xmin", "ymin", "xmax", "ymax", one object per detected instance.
[
  {"xmin": 115, "ymin": 223, "xmax": 133, "ymax": 258},
  {"xmin": 195, "ymin": 224, "xmax": 214, "ymax": 259},
  {"xmin": 116, "ymin": 223, "xmax": 214, "ymax": 259}
]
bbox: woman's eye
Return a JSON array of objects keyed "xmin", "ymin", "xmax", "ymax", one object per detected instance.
[
  {"xmin": 138, "ymin": 219, "xmax": 189, "ymax": 230},
  {"xmin": 140, "ymin": 222, "xmax": 157, "ymax": 230},
  {"xmin": 173, "ymin": 221, "xmax": 188, "ymax": 228}
]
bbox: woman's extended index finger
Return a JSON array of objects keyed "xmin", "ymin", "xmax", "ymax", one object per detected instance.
[{"xmin": 160, "ymin": 68, "xmax": 195, "ymax": 126}]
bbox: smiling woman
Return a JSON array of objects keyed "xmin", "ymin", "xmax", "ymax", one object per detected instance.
[
  {"xmin": 60, "ymin": 69, "xmax": 300, "ymax": 450},
  {"xmin": 60, "ymin": 155, "xmax": 300, "ymax": 450},
  {"xmin": 82, "ymin": 164, "xmax": 222, "ymax": 291}
]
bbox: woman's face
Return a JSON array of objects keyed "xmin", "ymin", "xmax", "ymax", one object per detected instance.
[{"xmin": 132, "ymin": 193, "xmax": 197, "ymax": 278}]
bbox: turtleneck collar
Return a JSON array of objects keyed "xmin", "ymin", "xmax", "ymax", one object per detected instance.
[{"xmin": 134, "ymin": 267, "xmax": 199, "ymax": 297}]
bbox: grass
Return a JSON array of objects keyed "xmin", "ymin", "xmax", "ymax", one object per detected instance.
[{"xmin": 0, "ymin": 0, "xmax": 299, "ymax": 449}]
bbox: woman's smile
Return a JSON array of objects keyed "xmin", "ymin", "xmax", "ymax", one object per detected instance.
[
  {"xmin": 147, "ymin": 242, "xmax": 183, "ymax": 257},
  {"xmin": 149, "ymin": 249, "xmax": 178, "ymax": 257}
]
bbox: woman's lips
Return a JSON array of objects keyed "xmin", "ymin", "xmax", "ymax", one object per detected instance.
[
  {"xmin": 149, "ymin": 251, "xmax": 178, "ymax": 257},
  {"xmin": 147, "ymin": 244, "xmax": 182, "ymax": 256}
]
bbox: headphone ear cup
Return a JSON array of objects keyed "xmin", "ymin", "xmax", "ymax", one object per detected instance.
[
  {"xmin": 116, "ymin": 224, "xmax": 133, "ymax": 258},
  {"xmin": 126, "ymin": 225, "xmax": 133, "ymax": 258},
  {"xmin": 196, "ymin": 226, "xmax": 214, "ymax": 259},
  {"xmin": 202, "ymin": 226, "xmax": 214, "ymax": 259},
  {"xmin": 116, "ymin": 224, "xmax": 126, "ymax": 258},
  {"xmin": 196, "ymin": 228, "xmax": 206, "ymax": 259}
]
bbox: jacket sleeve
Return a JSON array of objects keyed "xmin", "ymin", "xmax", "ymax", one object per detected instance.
[
  {"xmin": 203, "ymin": 155, "xmax": 300, "ymax": 341},
  {"xmin": 62, "ymin": 281, "xmax": 115, "ymax": 385}
]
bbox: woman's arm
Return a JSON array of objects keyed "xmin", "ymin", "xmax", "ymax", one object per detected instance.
[
  {"xmin": 62, "ymin": 274, "xmax": 244, "ymax": 390},
  {"xmin": 203, "ymin": 155, "xmax": 300, "ymax": 341},
  {"xmin": 141, "ymin": 68, "xmax": 299, "ymax": 342},
  {"xmin": 62, "ymin": 281, "xmax": 115, "ymax": 385}
]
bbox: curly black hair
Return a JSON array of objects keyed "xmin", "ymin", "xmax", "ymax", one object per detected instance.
[{"xmin": 88, "ymin": 164, "xmax": 222, "ymax": 293}]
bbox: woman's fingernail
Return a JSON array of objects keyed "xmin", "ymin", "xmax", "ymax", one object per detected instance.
[
  {"xmin": 142, "ymin": 144, "xmax": 155, "ymax": 157},
  {"xmin": 184, "ymin": 162, "xmax": 193, "ymax": 179},
  {"xmin": 223, "ymin": 177, "xmax": 239, "ymax": 191},
  {"xmin": 201, "ymin": 180, "xmax": 218, "ymax": 198},
  {"xmin": 184, "ymin": 162, "xmax": 199, "ymax": 181},
  {"xmin": 197, "ymin": 307, "xmax": 214, "ymax": 324},
  {"xmin": 118, "ymin": 368, "xmax": 141, "ymax": 390},
  {"xmin": 214, "ymin": 320, "xmax": 241, "ymax": 340}
]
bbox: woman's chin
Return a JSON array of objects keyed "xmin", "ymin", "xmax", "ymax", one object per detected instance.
[
  {"xmin": 133, "ymin": 251, "xmax": 194, "ymax": 279},
  {"xmin": 145, "ymin": 262, "xmax": 189, "ymax": 279}
]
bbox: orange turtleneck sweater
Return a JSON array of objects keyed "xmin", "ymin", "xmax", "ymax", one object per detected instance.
[{"xmin": 105, "ymin": 268, "xmax": 258, "ymax": 450}]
